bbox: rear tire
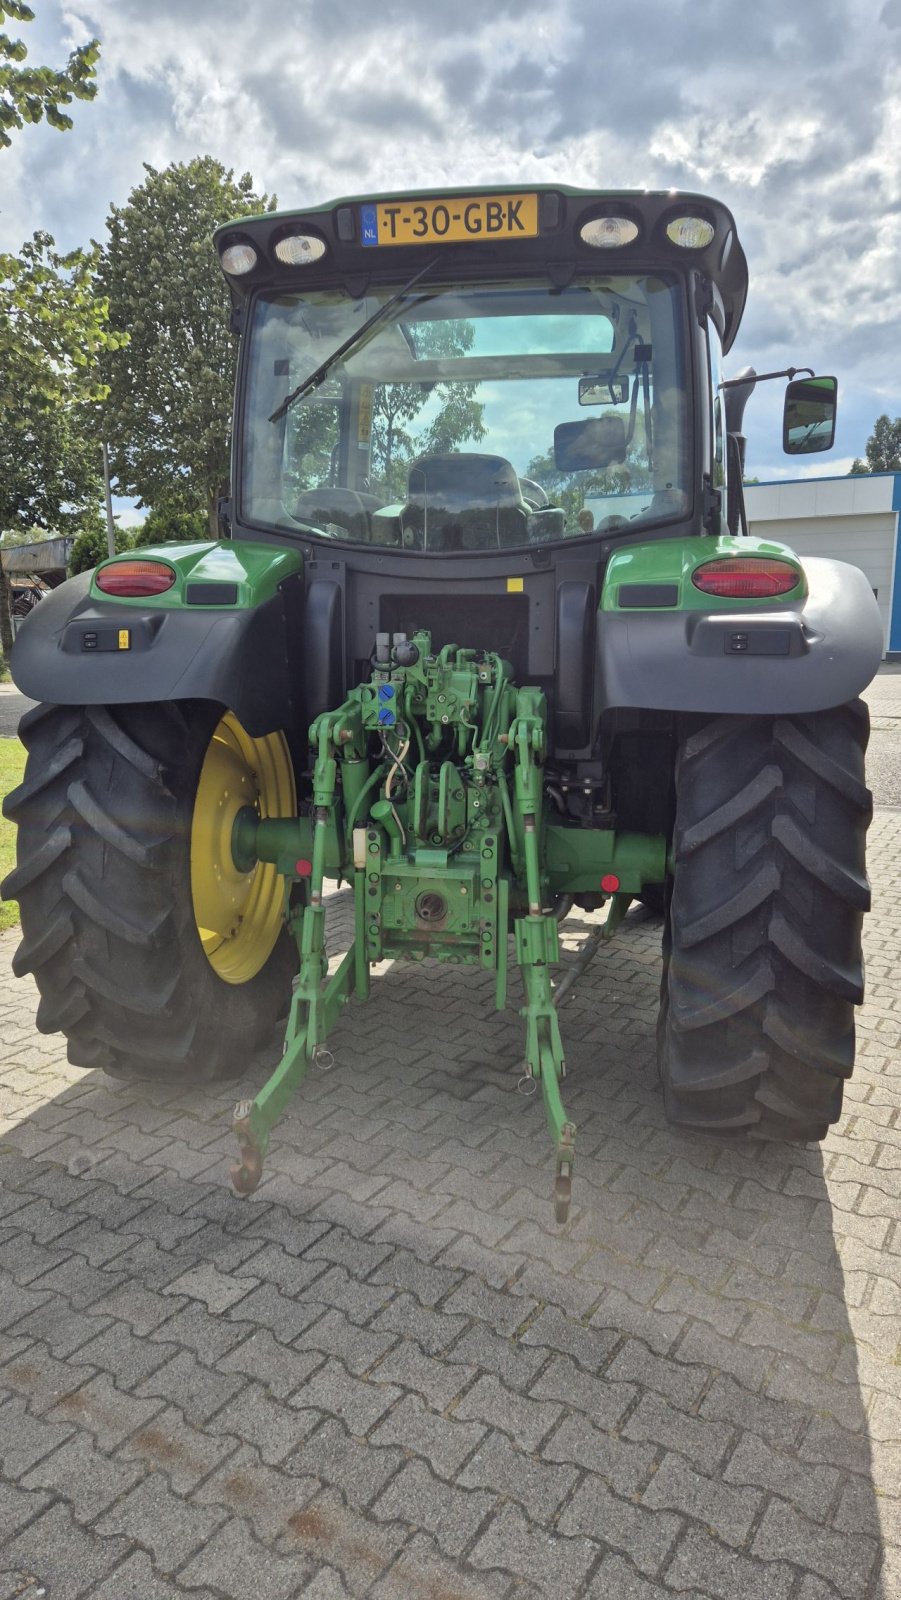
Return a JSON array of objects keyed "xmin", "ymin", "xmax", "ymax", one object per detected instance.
[
  {"xmin": 2, "ymin": 701, "xmax": 297, "ymax": 1082},
  {"xmin": 658, "ymin": 701, "xmax": 871, "ymax": 1140}
]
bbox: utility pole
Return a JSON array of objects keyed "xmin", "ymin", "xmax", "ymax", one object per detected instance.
[{"xmin": 102, "ymin": 442, "xmax": 116, "ymax": 558}]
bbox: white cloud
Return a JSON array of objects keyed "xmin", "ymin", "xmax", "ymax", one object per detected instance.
[{"xmin": 2, "ymin": 0, "xmax": 899, "ymax": 482}]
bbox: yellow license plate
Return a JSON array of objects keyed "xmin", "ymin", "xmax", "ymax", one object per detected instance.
[{"xmin": 361, "ymin": 193, "xmax": 539, "ymax": 248}]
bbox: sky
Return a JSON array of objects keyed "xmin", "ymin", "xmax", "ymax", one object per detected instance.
[{"xmin": 3, "ymin": 0, "xmax": 901, "ymax": 494}]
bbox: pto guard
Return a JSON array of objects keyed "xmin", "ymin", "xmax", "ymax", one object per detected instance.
[{"xmin": 598, "ymin": 556, "xmax": 884, "ymax": 716}]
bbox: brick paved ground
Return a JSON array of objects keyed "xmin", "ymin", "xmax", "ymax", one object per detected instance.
[{"xmin": 0, "ymin": 706, "xmax": 899, "ymax": 1595}]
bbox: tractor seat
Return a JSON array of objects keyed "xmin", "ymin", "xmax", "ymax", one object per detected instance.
[
  {"xmin": 292, "ymin": 487, "xmax": 380, "ymax": 540},
  {"xmin": 400, "ymin": 453, "xmax": 531, "ymax": 551}
]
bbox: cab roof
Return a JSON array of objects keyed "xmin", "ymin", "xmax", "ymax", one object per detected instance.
[{"xmin": 214, "ymin": 185, "xmax": 748, "ymax": 352}]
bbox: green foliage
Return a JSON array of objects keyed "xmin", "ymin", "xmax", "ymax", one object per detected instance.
[
  {"xmin": 849, "ymin": 415, "xmax": 901, "ymax": 475},
  {"xmin": 68, "ymin": 516, "xmax": 132, "ymax": 576},
  {"xmin": 132, "ymin": 504, "xmax": 209, "ymax": 547},
  {"xmin": 0, "ymin": 232, "xmax": 122, "ymax": 418},
  {"xmin": 525, "ymin": 447, "xmax": 636, "ymax": 521},
  {"xmin": 0, "ymin": 2, "xmax": 99, "ymax": 150},
  {"xmin": 99, "ymin": 158, "xmax": 276, "ymax": 537},
  {"xmin": 0, "ymin": 232, "xmax": 119, "ymax": 652}
]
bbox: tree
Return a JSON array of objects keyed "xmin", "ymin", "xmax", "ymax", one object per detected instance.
[
  {"xmin": 849, "ymin": 415, "xmax": 901, "ymax": 475},
  {"xmin": 1, "ymin": 2, "xmax": 99, "ymax": 150},
  {"xmin": 69, "ymin": 514, "xmax": 131, "ymax": 576},
  {"xmin": 99, "ymin": 158, "xmax": 276, "ymax": 537},
  {"xmin": 0, "ymin": 233, "xmax": 119, "ymax": 660},
  {"xmin": 132, "ymin": 503, "xmax": 208, "ymax": 547}
]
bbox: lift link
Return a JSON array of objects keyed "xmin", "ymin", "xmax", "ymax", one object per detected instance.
[
  {"xmin": 230, "ymin": 712, "xmax": 357, "ymax": 1195},
  {"xmin": 508, "ymin": 694, "xmax": 577, "ymax": 1220}
]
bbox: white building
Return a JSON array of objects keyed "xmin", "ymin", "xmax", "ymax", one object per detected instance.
[{"xmin": 744, "ymin": 473, "xmax": 900, "ymax": 658}]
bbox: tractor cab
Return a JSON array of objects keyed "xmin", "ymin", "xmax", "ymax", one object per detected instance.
[{"xmin": 220, "ymin": 188, "xmax": 736, "ymax": 561}]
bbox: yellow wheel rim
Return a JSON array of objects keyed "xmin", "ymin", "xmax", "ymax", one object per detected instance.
[{"xmin": 190, "ymin": 711, "xmax": 296, "ymax": 985}]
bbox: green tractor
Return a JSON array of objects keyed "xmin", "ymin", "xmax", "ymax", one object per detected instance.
[{"xmin": 2, "ymin": 188, "xmax": 882, "ymax": 1220}]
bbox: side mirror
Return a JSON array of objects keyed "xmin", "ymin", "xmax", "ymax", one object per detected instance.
[
  {"xmin": 783, "ymin": 375, "xmax": 837, "ymax": 455},
  {"xmin": 579, "ymin": 375, "xmax": 630, "ymax": 407}
]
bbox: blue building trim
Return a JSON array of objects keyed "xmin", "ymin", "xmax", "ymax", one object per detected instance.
[{"xmin": 890, "ymin": 474, "xmax": 901, "ymax": 656}]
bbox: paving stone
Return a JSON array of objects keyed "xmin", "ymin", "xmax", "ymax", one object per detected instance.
[
  {"xmin": 280, "ymin": 1485, "xmax": 411, "ymax": 1592},
  {"xmin": 642, "ymin": 1451, "xmax": 763, "ymax": 1546},
  {"xmin": 0, "ymin": 1502, "xmax": 130, "ymax": 1599},
  {"xmin": 370, "ymin": 1393, "xmax": 487, "ymax": 1477},
  {"xmin": 95, "ymin": 1470, "xmax": 227, "ymax": 1570},
  {"xmin": 459, "ymin": 1427, "xmax": 579, "ymax": 1521},
  {"xmin": 542, "ymin": 1412, "xmax": 655, "ymax": 1495},
  {"xmin": 622, "ymin": 1392, "xmax": 734, "ymax": 1476},
  {"xmin": 605, "ymin": 1336, "xmax": 709, "ymax": 1407},
  {"xmin": 290, "ymin": 1358, "xmax": 401, "ymax": 1435},
  {"xmin": 724, "ymin": 1431, "xmax": 841, "ymax": 1521},
  {"xmin": 0, "ymin": 1391, "xmax": 75, "ymax": 1477},
  {"xmin": 206, "ymin": 1378, "xmax": 318, "ymax": 1464},
  {"xmin": 519, "ymin": 1304, "xmax": 618, "ymax": 1369},
  {"xmin": 21, "ymin": 1429, "xmax": 145, "ymax": 1519},
  {"xmin": 191, "ymin": 1443, "xmax": 320, "ymax": 1543},
  {"xmin": 133, "ymin": 1347, "xmax": 246, "ymax": 1425},
  {"xmin": 289, "ymin": 1418, "xmax": 403, "ymax": 1509},
  {"xmin": 368, "ymin": 1246, "xmax": 463, "ymax": 1305},
  {"xmin": 217, "ymin": 1327, "xmax": 324, "ymax": 1399},
  {"xmin": 371, "ymin": 1533, "xmax": 513, "ymax": 1600},
  {"xmin": 699, "ymin": 1374, "xmax": 806, "ymax": 1451},
  {"xmin": 292, "ymin": 1263, "xmax": 394, "ymax": 1324},
  {"xmin": 0, "ymin": 1277, "xmax": 51, "ymax": 1331},
  {"xmin": 179, "ymin": 1516, "xmax": 312, "ymax": 1598},
  {"xmin": 371, "ymin": 1337, "xmax": 475, "ymax": 1410},
  {"xmin": 373, "ymin": 1458, "xmax": 494, "ymax": 1557},
  {"xmin": 148, "ymin": 1299, "xmax": 250, "ymax": 1363},
  {"xmin": 751, "ymin": 1498, "xmax": 880, "ymax": 1598},
  {"xmin": 371, "ymin": 1292, "xmax": 467, "ymax": 1355},
  {"xmin": 443, "ymin": 1278, "xmax": 535, "ymax": 1337},
  {"xmin": 88, "ymin": 1279, "xmax": 181, "ymax": 1336},
  {"xmin": 305, "ymin": 1224, "xmax": 394, "ymax": 1276},
  {"xmin": 86, "ymin": 1550, "xmax": 221, "ymax": 1600},
  {"xmin": 446, "ymin": 1323, "xmax": 548, "ymax": 1390},
  {"xmin": 70, "ymin": 1321, "xmax": 175, "ymax": 1389},
  {"xmin": 295, "ymin": 1306, "xmax": 398, "ymax": 1377},
  {"xmin": 665, "ymin": 1526, "xmax": 797, "ymax": 1600},
  {"xmin": 529, "ymin": 1355, "xmax": 635, "ymax": 1431},
  {"xmin": 0, "ymin": 1341, "xmax": 94, "ymax": 1414},
  {"xmin": 0, "ymin": 1231, "xmax": 74, "ymax": 1285},
  {"xmin": 468, "ymin": 1502, "xmax": 597, "ymax": 1593},
  {"xmin": 118, "ymin": 1404, "xmax": 239, "ymax": 1493},
  {"xmin": 161, "ymin": 1260, "xmax": 257, "ymax": 1311}
]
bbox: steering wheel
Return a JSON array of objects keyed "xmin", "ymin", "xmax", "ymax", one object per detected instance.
[{"xmin": 519, "ymin": 477, "xmax": 550, "ymax": 510}]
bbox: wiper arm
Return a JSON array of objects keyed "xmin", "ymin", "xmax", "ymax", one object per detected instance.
[{"xmin": 269, "ymin": 254, "xmax": 440, "ymax": 424}]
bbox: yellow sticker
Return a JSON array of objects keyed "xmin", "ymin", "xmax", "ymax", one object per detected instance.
[
  {"xmin": 507, "ymin": 577, "xmax": 524, "ymax": 593},
  {"xmin": 117, "ymin": 629, "xmax": 131, "ymax": 650}
]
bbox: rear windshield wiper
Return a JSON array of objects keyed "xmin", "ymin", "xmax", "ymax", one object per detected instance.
[{"xmin": 269, "ymin": 254, "xmax": 440, "ymax": 424}]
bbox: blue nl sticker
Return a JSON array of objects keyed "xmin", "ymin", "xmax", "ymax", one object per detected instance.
[{"xmin": 361, "ymin": 206, "xmax": 379, "ymax": 248}]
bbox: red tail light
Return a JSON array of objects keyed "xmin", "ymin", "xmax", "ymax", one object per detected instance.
[
  {"xmin": 692, "ymin": 557, "xmax": 800, "ymax": 599},
  {"xmin": 96, "ymin": 560, "xmax": 177, "ymax": 597}
]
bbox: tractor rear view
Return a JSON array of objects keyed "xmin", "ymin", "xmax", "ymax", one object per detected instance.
[{"xmin": 3, "ymin": 187, "xmax": 883, "ymax": 1219}]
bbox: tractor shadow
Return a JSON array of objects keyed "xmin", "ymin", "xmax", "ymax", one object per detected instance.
[{"xmin": 0, "ymin": 887, "xmax": 895, "ymax": 1597}]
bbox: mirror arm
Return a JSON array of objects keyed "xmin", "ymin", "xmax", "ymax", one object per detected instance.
[{"xmin": 721, "ymin": 366, "xmax": 814, "ymax": 388}]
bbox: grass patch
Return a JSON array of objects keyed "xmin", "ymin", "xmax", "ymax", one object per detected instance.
[{"xmin": 0, "ymin": 738, "xmax": 25, "ymax": 931}]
